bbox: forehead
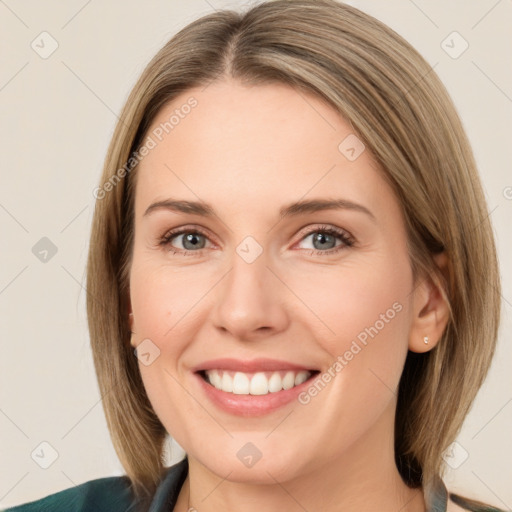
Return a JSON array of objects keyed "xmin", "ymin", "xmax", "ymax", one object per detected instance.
[{"xmin": 134, "ymin": 79, "xmax": 398, "ymax": 222}]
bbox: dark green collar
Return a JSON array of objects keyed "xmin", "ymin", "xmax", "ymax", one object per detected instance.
[
  {"xmin": 424, "ymin": 474, "xmax": 449, "ymax": 512},
  {"xmin": 147, "ymin": 458, "xmax": 189, "ymax": 511}
]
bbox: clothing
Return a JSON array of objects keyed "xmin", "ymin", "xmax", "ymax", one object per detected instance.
[{"xmin": 1, "ymin": 457, "xmax": 499, "ymax": 512}]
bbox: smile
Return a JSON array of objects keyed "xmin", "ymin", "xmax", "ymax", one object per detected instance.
[
  {"xmin": 200, "ymin": 369, "xmax": 314, "ymax": 395},
  {"xmin": 193, "ymin": 358, "xmax": 321, "ymax": 415}
]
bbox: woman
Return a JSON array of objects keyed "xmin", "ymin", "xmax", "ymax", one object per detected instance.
[{"xmin": 5, "ymin": 0, "xmax": 504, "ymax": 511}]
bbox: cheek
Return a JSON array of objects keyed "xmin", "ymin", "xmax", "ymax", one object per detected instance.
[
  {"xmin": 283, "ymin": 256, "xmax": 412, "ymax": 357},
  {"xmin": 128, "ymin": 258, "xmax": 223, "ymax": 412},
  {"xmin": 129, "ymin": 259, "xmax": 209, "ymax": 341},
  {"xmin": 129, "ymin": 262, "xmax": 203, "ymax": 441},
  {"xmin": 286, "ymin": 254, "xmax": 413, "ymax": 427},
  {"xmin": 287, "ymin": 260, "xmax": 412, "ymax": 451}
]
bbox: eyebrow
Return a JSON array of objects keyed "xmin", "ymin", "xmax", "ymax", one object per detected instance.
[{"xmin": 143, "ymin": 198, "xmax": 376, "ymax": 222}]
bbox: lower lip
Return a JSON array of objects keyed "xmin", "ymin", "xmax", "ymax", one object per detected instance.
[{"xmin": 194, "ymin": 372, "xmax": 316, "ymax": 416}]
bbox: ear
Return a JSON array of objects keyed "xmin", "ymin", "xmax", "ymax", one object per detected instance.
[{"xmin": 408, "ymin": 252, "xmax": 451, "ymax": 353}]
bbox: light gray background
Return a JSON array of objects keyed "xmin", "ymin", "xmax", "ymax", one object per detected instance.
[{"xmin": 1, "ymin": 0, "xmax": 511, "ymax": 509}]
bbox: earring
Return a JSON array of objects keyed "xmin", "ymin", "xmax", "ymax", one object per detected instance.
[{"xmin": 423, "ymin": 336, "xmax": 429, "ymax": 344}]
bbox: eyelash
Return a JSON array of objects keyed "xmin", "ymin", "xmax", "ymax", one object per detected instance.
[{"xmin": 158, "ymin": 224, "xmax": 355, "ymax": 257}]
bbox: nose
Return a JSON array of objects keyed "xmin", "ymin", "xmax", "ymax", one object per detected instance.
[{"xmin": 211, "ymin": 251, "xmax": 289, "ymax": 341}]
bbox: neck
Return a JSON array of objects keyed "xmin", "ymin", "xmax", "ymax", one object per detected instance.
[{"xmin": 174, "ymin": 404, "xmax": 426, "ymax": 512}]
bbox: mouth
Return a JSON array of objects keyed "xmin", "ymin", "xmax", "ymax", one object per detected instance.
[
  {"xmin": 198, "ymin": 368, "xmax": 320, "ymax": 396},
  {"xmin": 192, "ymin": 358, "xmax": 321, "ymax": 416}
]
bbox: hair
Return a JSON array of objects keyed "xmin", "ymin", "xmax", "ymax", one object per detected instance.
[{"xmin": 86, "ymin": 0, "xmax": 502, "ymax": 508}]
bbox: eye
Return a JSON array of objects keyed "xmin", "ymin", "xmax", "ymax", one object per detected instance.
[
  {"xmin": 159, "ymin": 227, "xmax": 212, "ymax": 254},
  {"xmin": 295, "ymin": 225, "xmax": 354, "ymax": 255},
  {"xmin": 158, "ymin": 224, "xmax": 355, "ymax": 256}
]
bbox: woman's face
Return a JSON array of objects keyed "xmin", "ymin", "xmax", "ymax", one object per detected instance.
[{"xmin": 129, "ymin": 79, "xmax": 421, "ymax": 483}]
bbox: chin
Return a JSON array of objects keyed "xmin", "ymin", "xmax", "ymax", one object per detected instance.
[{"xmin": 191, "ymin": 438, "xmax": 311, "ymax": 484}]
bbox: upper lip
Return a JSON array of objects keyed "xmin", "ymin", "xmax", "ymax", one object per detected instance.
[{"xmin": 192, "ymin": 358, "xmax": 318, "ymax": 373}]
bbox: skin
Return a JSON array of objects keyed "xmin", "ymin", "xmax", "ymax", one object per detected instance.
[{"xmin": 128, "ymin": 79, "xmax": 450, "ymax": 512}]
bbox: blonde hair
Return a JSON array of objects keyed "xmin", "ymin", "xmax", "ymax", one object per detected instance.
[{"xmin": 86, "ymin": 0, "xmax": 501, "ymax": 504}]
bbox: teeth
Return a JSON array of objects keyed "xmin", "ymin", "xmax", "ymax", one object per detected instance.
[
  {"xmin": 233, "ymin": 372, "xmax": 250, "ymax": 394},
  {"xmin": 268, "ymin": 372, "xmax": 283, "ymax": 393},
  {"xmin": 294, "ymin": 371, "xmax": 309, "ymax": 386},
  {"xmin": 204, "ymin": 369, "xmax": 312, "ymax": 395},
  {"xmin": 249, "ymin": 372, "xmax": 268, "ymax": 395},
  {"xmin": 282, "ymin": 371, "xmax": 295, "ymax": 390},
  {"xmin": 221, "ymin": 371, "xmax": 233, "ymax": 392}
]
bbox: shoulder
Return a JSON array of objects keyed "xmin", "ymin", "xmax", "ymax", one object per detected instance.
[
  {"xmin": 3, "ymin": 459, "xmax": 189, "ymax": 512},
  {"xmin": 2, "ymin": 474, "xmax": 136, "ymax": 512}
]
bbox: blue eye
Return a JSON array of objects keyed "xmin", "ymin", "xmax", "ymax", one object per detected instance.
[
  {"xmin": 295, "ymin": 225, "xmax": 354, "ymax": 255},
  {"xmin": 159, "ymin": 229, "xmax": 210, "ymax": 253},
  {"xmin": 175, "ymin": 232, "xmax": 206, "ymax": 250},
  {"xmin": 299, "ymin": 230, "xmax": 345, "ymax": 251},
  {"xmin": 159, "ymin": 224, "xmax": 354, "ymax": 256}
]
